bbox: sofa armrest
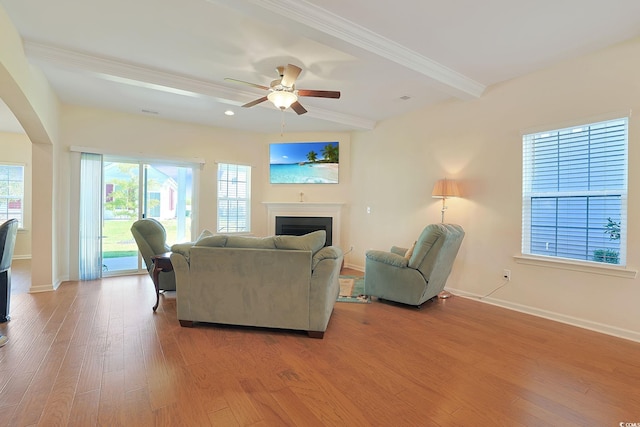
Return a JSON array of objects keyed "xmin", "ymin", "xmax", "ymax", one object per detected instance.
[
  {"xmin": 170, "ymin": 252, "xmax": 191, "ymax": 320},
  {"xmin": 312, "ymin": 246, "xmax": 343, "ymax": 270},
  {"xmin": 171, "ymin": 242, "xmax": 195, "ymax": 263},
  {"xmin": 365, "ymin": 249, "xmax": 409, "ymax": 268}
]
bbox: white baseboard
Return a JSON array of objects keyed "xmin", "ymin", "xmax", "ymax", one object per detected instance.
[
  {"xmin": 343, "ymin": 262, "xmax": 364, "ymax": 272},
  {"xmin": 28, "ymin": 283, "xmax": 55, "ymax": 293},
  {"xmin": 12, "ymin": 255, "xmax": 31, "ymax": 260},
  {"xmin": 448, "ymin": 287, "xmax": 640, "ymax": 343}
]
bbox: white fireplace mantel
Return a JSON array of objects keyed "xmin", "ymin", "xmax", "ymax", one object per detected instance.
[{"xmin": 263, "ymin": 202, "xmax": 345, "ymax": 248}]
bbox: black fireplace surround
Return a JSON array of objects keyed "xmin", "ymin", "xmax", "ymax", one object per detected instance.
[{"xmin": 275, "ymin": 216, "xmax": 333, "ymax": 246}]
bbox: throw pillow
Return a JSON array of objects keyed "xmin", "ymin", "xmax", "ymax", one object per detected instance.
[
  {"xmin": 197, "ymin": 229, "xmax": 214, "ymax": 240},
  {"xmin": 404, "ymin": 241, "xmax": 417, "ymax": 260},
  {"xmin": 274, "ymin": 230, "xmax": 326, "ymax": 255}
]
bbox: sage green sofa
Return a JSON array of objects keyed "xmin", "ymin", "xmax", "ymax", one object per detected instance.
[
  {"xmin": 365, "ymin": 224, "xmax": 465, "ymax": 307},
  {"xmin": 170, "ymin": 230, "xmax": 343, "ymax": 338}
]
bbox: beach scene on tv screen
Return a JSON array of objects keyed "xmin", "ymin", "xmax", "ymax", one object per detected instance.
[{"xmin": 270, "ymin": 141, "xmax": 339, "ymax": 184}]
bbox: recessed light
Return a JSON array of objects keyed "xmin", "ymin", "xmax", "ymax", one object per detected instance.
[{"xmin": 224, "ymin": 110, "xmax": 235, "ymax": 116}]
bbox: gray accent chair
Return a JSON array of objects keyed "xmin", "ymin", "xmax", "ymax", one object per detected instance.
[
  {"xmin": 365, "ymin": 224, "xmax": 464, "ymax": 307},
  {"xmin": 0, "ymin": 219, "xmax": 19, "ymax": 323},
  {"xmin": 130, "ymin": 218, "xmax": 176, "ymax": 291}
]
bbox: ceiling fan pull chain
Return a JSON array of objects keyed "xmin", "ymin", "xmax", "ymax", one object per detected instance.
[{"xmin": 280, "ymin": 110, "xmax": 286, "ymax": 136}]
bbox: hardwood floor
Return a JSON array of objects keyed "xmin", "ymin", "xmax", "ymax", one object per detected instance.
[
  {"xmin": 8, "ymin": 260, "xmax": 30, "ymax": 295},
  {"xmin": 0, "ymin": 270, "xmax": 639, "ymax": 426}
]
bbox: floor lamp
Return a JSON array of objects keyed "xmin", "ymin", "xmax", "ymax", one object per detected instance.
[
  {"xmin": 431, "ymin": 178, "xmax": 461, "ymax": 298},
  {"xmin": 432, "ymin": 178, "xmax": 461, "ymax": 223}
]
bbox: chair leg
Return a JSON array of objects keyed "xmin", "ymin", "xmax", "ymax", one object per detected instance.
[{"xmin": 0, "ymin": 269, "xmax": 11, "ymax": 323}]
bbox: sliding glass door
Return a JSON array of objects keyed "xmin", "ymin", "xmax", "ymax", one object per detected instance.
[{"xmin": 102, "ymin": 159, "xmax": 192, "ymax": 275}]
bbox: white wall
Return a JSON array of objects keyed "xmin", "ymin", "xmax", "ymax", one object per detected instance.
[
  {"xmin": 350, "ymin": 36, "xmax": 640, "ymax": 341},
  {"xmin": 0, "ymin": 131, "xmax": 31, "ymax": 258}
]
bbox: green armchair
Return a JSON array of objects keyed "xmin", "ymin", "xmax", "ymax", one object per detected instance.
[
  {"xmin": 131, "ymin": 218, "xmax": 176, "ymax": 292},
  {"xmin": 365, "ymin": 224, "xmax": 464, "ymax": 307}
]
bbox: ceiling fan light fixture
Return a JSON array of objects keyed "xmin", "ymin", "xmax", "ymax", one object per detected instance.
[{"xmin": 267, "ymin": 90, "xmax": 297, "ymax": 110}]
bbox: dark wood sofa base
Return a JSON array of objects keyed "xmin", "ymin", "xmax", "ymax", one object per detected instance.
[{"xmin": 180, "ymin": 319, "xmax": 324, "ymax": 339}]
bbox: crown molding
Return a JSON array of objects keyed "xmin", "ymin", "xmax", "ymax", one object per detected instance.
[
  {"xmin": 249, "ymin": 0, "xmax": 486, "ymax": 99},
  {"xmin": 23, "ymin": 41, "xmax": 375, "ymax": 130}
]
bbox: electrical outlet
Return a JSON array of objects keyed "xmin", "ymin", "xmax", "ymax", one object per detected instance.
[{"xmin": 503, "ymin": 269, "xmax": 511, "ymax": 281}]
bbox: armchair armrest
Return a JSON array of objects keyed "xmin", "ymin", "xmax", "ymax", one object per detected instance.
[
  {"xmin": 390, "ymin": 246, "xmax": 408, "ymax": 256},
  {"xmin": 365, "ymin": 249, "xmax": 409, "ymax": 268}
]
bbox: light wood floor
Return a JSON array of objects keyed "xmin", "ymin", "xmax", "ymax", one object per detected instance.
[{"xmin": 0, "ymin": 269, "xmax": 639, "ymax": 426}]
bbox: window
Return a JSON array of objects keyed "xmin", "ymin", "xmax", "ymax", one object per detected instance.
[
  {"xmin": 217, "ymin": 163, "xmax": 251, "ymax": 233},
  {"xmin": 0, "ymin": 164, "xmax": 24, "ymax": 227},
  {"xmin": 522, "ymin": 118, "xmax": 627, "ymax": 265}
]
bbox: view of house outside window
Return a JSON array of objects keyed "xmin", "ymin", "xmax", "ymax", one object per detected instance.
[
  {"xmin": 0, "ymin": 164, "xmax": 24, "ymax": 228},
  {"xmin": 217, "ymin": 163, "xmax": 251, "ymax": 233},
  {"xmin": 522, "ymin": 117, "xmax": 627, "ymax": 265}
]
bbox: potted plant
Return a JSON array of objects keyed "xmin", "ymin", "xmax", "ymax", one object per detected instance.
[{"xmin": 593, "ymin": 217, "xmax": 620, "ymax": 264}]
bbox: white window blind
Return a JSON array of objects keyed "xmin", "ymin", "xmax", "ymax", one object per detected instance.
[
  {"xmin": 217, "ymin": 163, "xmax": 251, "ymax": 233},
  {"xmin": 522, "ymin": 117, "xmax": 627, "ymax": 265}
]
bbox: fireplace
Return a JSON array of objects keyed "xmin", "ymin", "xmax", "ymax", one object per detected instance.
[
  {"xmin": 264, "ymin": 202, "xmax": 343, "ymax": 249},
  {"xmin": 276, "ymin": 216, "xmax": 333, "ymax": 246}
]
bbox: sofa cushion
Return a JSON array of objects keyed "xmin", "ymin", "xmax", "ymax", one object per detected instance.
[
  {"xmin": 274, "ymin": 230, "xmax": 326, "ymax": 255},
  {"xmin": 195, "ymin": 235, "xmax": 228, "ymax": 247},
  {"xmin": 225, "ymin": 235, "xmax": 276, "ymax": 249}
]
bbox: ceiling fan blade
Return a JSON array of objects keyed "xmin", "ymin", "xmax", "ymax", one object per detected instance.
[
  {"xmin": 280, "ymin": 64, "xmax": 302, "ymax": 88},
  {"xmin": 242, "ymin": 96, "xmax": 268, "ymax": 108},
  {"xmin": 290, "ymin": 101, "xmax": 307, "ymax": 115},
  {"xmin": 224, "ymin": 78, "xmax": 269, "ymax": 91},
  {"xmin": 297, "ymin": 89, "xmax": 341, "ymax": 99}
]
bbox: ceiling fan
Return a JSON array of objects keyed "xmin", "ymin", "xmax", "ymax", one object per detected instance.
[{"xmin": 225, "ymin": 64, "xmax": 340, "ymax": 115}]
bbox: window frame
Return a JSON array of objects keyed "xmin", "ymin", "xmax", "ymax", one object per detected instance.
[
  {"xmin": 0, "ymin": 162, "xmax": 25, "ymax": 228},
  {"xmin": 521, "ymin": 117, "xmax": 628, "ymax": 267},
  {"xmin": 217, "ymin": 163, "xmax": 251, "ymax": 234}
]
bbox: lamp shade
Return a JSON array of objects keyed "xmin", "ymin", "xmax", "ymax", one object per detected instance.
[
  {"xmin": 267, "ymin": 90, "xmax": 297, "ymax": 110},
  {"xmin": 432, "ymin": 178, "xmax": 461, "ymax": 198}
]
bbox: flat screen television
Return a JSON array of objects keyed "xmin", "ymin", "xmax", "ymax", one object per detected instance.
[{"xmin": 269, "ymin": 141, "xmax": 339, "ymax": 184}]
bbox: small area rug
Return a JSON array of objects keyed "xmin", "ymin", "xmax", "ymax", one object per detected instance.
[{"xmin": 338, "ymin": 275, "xmax": 370, "ymax": 303}]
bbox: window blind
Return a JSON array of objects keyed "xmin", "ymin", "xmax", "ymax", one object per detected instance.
[
  {"xmin": 522, "ymin": 117, "xmax": 627, "ymax": 265},
  {"xmin": 217, "ymin": 163, "xmax": 251, "ymax": 233}
]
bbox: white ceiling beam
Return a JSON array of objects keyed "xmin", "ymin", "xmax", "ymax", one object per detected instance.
[{"xmin": 248, "ymin": 0, "xmax": 486, "ymax": 99}]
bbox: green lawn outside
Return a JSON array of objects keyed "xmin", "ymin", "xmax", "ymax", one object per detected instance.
[{"xmin": 102, "ymin": 219, "xmax": 191, "ymax": 257}]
